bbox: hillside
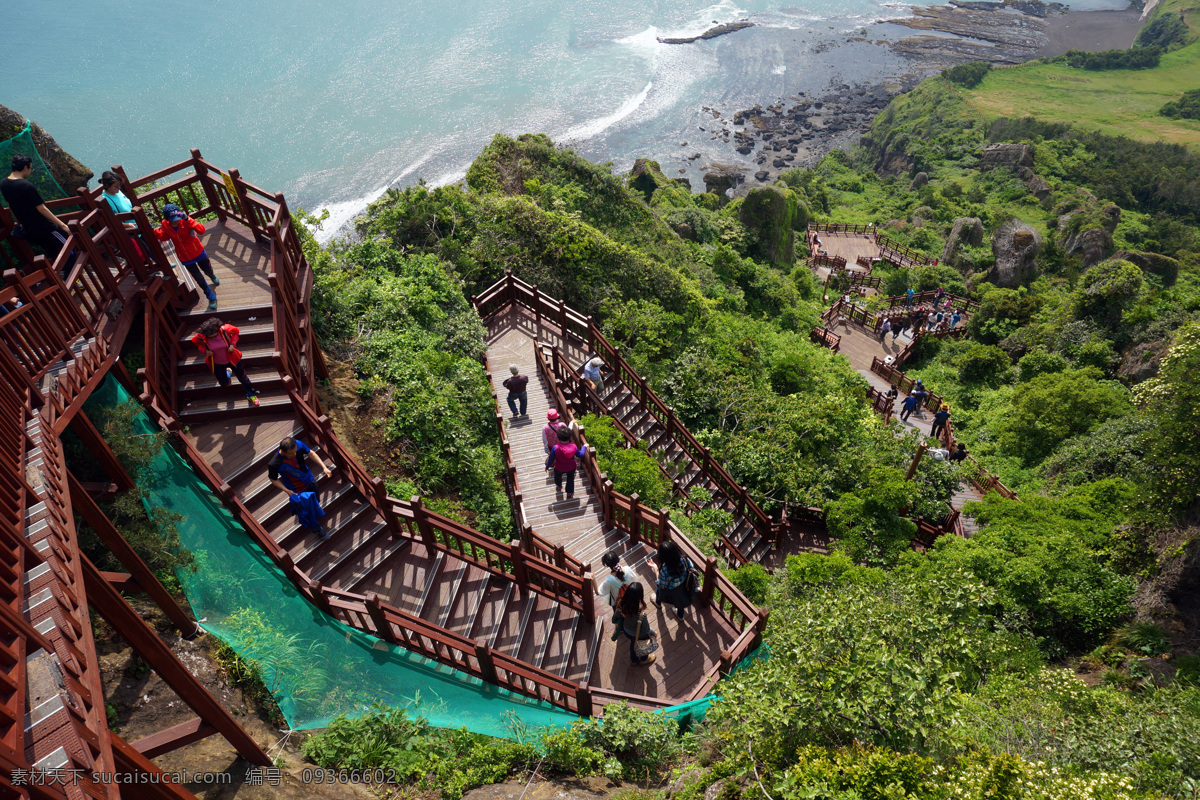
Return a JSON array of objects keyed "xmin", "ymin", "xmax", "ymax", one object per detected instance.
[
  {"xmin": 286, "ymin": 10, "xmax": 1200, "ymax": 799},
  {"xmin": 956, "ymin": 0, "xmax": 1200, "ymax": 147}
]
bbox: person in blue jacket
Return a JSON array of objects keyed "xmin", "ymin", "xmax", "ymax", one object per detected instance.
[{"xmin": 268, "ymin": 437, "xmax": 334, "ymax": 538}]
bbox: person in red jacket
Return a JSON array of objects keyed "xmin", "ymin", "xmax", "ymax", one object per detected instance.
[
  {"xmin": 153, "ymin": 203, "xmax": 220, "ymax": 310},
  {"xmin": 191, "ymin": 317, "xmax": 260, "ymax": 406}
]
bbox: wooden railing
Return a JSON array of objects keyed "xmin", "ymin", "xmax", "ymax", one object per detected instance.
[
  {"xmin": 531, "ymin": 342, "xmax": 767, "ymax": 664},
  {"xmin": 868, "ymin": 357, "xmax": 1016, "ymax": 501},
  {"xmin": 810, "ymin": 326, "xmax": 841, "ymax": 352},
  {"xmin": 874, "ymin": 234, "xmax": 937, "ymax": 268},
  {"xmin": 808, "ymin": 223, "xmax": 874, "ymax": 235},
  {"xmin": 807, "ymin": 254, "xmax": 847, "ymax": 270},
  {"xmin": 473, "ymin": 271, "xmax": 775, "ymax": 559},
  {"xmin": 881, "ymin": 289, "xmax": 981, "ymax": 315}
]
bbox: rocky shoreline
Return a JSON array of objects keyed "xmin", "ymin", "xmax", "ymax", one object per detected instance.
[{"xmin": 689, "ymin": 0, "xmax": 1141, "ymax": 192}]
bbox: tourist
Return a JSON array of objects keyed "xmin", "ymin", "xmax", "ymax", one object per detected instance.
[
  {"xmin": 597, "ymin": 552, "xmax": 634, "ymax": 642},
  {"xmin": 929, "ymin": 446, "xmax": 950, "ymax": 462},
  {"xmin": 912, "ymin": 384, "xmax": 928, "ymax": 418},
  {"xmin": 934, "ymin": 286, "xmax": 945, "ymax": 303},
  {"xmin": 618, "ymin": 582, "xmax": 657, "ymax": 666},
  {"xmin": 930, "ymin": 403, "xmax": 951, "ymax": 439},
  {"xmin": 1, "ymin": 154, "xmax": 71, "ymax": 268},
  {"xmin": 190, "ymin": 317, "xmax": 260, "ymax": 407},
  {"xmin": 542, "ymin": 409, "xmax": 566, "ymax": 453},
  {"xmin": 905, "ymin": 287, "xmax": 915, "ymax": 307},
  {"xmin": 502, "ymin": 364, "xmax": 528, "ymax": 418},
  {"xmin": 152, "ymin": 203, "xmax": 219, "ymax": 311},
  {"xmin": 97, "ymin": 171, "xmax": 145, "ymax": 260},
  {"xmin": 267, "ymin": 436, "xmax": 334, "ymax": 539},
  {"xmin": 544, "ymin": 425, "xmax": 591, "ymax": 499},
  {"xmin": 886, "ymin": 385, "xmax": 899, "ymax": 406},
  {"xmin": 582, "ymin": 356, "xmax": 606, "ymax": 394},
  {"xmin": 949, "ymin": 443, "xmax": 969, "ymax": 462},
  {"xmin": 900, "ymin": 394, "xmax": 918, "ymax": 422},
  {"xmin": 653, "ymin": 540, "xmax": 695, "ymax": 619},
  {"xmin": 879, "ymin": 317, "xmax": 892, "ymax": 344},
  {"xmin": 951, "ymin": 310, "xmax": 962, "ymax": 329}
]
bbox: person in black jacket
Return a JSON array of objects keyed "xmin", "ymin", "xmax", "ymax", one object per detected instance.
[
  {"xmin": 503, "ymin": 364, "xmax": 528, "ymax": 418},
  {"xmin": 1, "ymin": 154, "xmax": 70, "ymax": 268}
]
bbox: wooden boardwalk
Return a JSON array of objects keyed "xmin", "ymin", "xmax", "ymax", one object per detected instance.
[
  {"xmin": 170, "ymin": 223, "xmax": 741, "ymax": 709},
  {"xmin": 484, "ymin": 311, "xmax": 741, "ymax": 701},
  {"xmin": 825, "ymin": 314, "xmax": 984, "ymax": 531}
]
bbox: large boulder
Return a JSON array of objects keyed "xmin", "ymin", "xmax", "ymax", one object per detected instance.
[
  {"xmin": 989, "ymin": 219, "xmax": 1042, "ymax": 287},
  {"xmin": 910, "ymin": 171, "xmax": 929, "ymax": 189},
  {"xmin": 942, "ymin": 216, "xmax": 984, "ymax": 268},
  {"xmin": 979, "ymin": 142, "xmax": 1034, "ymax": 171},
  {"xmin": 1063, "ymin": 226, "xmax": 1113, "ymax": 268},
  {"xmin": 1108, "ymin": 249, "xmax": 1180, "ymax": 285},
  {"xmin": 702, "ymin": 164, "xmax": 745, "ymax": 204},
  {"xmin": 0, "ymin": 103, "xmax": 93, "ymax": 193},
  {"xmin": 738, "ymin": 185, "xmax": 804, "ymax": 264},
  {"xmin": 1026, "ymin": 174, "xmax": 1053, "ymax": 203},
  {"xmin": 1118, "ymin": 340, "xmax": 1167, "ymax": 384}
]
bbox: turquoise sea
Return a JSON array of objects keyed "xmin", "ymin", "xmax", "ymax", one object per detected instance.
[{"xmin": 2, "ymin": 0, "xmax": 1126, "ymax": 238}]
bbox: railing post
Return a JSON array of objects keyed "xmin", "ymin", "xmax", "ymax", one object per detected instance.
[
  {"xmin": 658, "ymin": 508, "xmax": 670, "ymax": 545},
  {"xmin": 365, "ymin": 593, "xmax": 394, "ymax": 642},
  {"xmin": 372, "ymin": 477, "xmax": 399, "ymax": 530},
  {"xmin": 581, "ymin": 569, "xmax": 596, "ymax": 621},
  {"xmin": 533, "ymin": 284, "xmax": 542, "ymax": 330},
  {"xmin": 701, "ymin": 557, "xmax": 717, "ymax": 605},
  {"xmin": 190, "ymin": 149, "xmax": 226, "ymax": 221},
  {"xmin": 228, "ymin": 169, "xmax": 260, "ymax": 238},
  {"xmin": 510, "ymin": 542, "xmax": 529, "ymax": 597},
  {"xmin": 476, "ymin": 644, "xmax": 499, "ymax": 683},
  {"xmin": 577, "ymin": 683, "xmax": 594, "ymax": 717},
  {"xmin": 719, "ymin": 650, "xmax": 733, "ymax": 675},
  {"xmin": 629, "ymin": 492, "xmax": 641, "ymax": 544},
  {"xmin": 412, "ymin": 496, "xmax": 437, "ymax": 548},
  {"xmin": 558, "ymin": 298, "xmax": 567, "ymax": 338}
]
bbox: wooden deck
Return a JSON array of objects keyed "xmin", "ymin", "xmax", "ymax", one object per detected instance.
[{"xmin": 484, "ymin": 314, "xmax": 741, "ymax": 701}]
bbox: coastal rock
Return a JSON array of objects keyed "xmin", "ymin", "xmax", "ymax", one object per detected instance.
[
  {"xmin": 703, "ymin": 164, "xmax": 745, "ymax": 203},
  {"xmin": 673, "ymin": 222, "xmax": 697, "ymax": 241},
  {"xmin": 979, "ymin": 143, "xmax": 1035, "ymax": 170},
  {"xmin": 738, "ymin": 185, "xmax": 805, "ymax": 264},
  {"xmin": 627, "ymin": 158, "xmax": 674, "ymax": 202},
  {"xmin": 990, "ymin": 219, "xmax": 1042, "ymax": 287},
  {"xmin": 878, "ymin": 148, "xmax": 915, "ymax": 176},
  {"xmin": 943, "ymin": 217, "xmax": 984, "ymax": 269},
  {"xmin": 0, "ymin": 103, "xmax": 93, "ymax": 193},
  {"xmin": 910, "ymin": 171, "xmax": 930, "ymax": 189},
  {"xmin": 658, "ymin": 20, "xmax": 754, "ymax": 45},
  {"xmin": 1108, "ymin": 250, "xmax": 1180, "ymax": 284},
  {"xmin": 755, "ymin": 170, "xmax": 770, "ymax": 181}
]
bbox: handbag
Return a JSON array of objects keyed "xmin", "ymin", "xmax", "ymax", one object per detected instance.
[
  {"xmin": 685, "ymin": 561, "xmax": 702, "ymax": 595},
  {"xmin": 633, "ymin": 616, "xmax": 659, "ymax": 658}
]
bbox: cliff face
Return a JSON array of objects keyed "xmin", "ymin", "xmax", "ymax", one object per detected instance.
[{"xmin": 0, "ymin": 104, "xmax": 93, "ymax": 194}]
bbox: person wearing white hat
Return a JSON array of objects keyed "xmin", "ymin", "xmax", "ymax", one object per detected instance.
[{"xmin": 582, "ymin": 356, "xmax": 606, "ymax": 393}]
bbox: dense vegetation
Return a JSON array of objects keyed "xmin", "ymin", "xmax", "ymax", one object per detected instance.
[
  {"xmin": 1160, "ymin": 87, "xmax": 1200, "ymax": 120},
  {"xmin": 292, "ymin": 8, "xmax": 1200, "ymax": 795},
  {"xmin": 944, "ymin": 60, "xmax": 991, "ymax": 88},
  {"xmin": 1056, "ymin": 46, "xmax": 1162, "ymax": 70}
]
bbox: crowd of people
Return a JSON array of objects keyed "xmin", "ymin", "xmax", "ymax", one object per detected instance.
[{"xmin": 1, "ymin": 155, "xmax": 226, "ymax": 311}]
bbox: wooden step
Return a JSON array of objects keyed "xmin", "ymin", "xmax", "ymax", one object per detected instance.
[
  {"xmin": 177, "ymin": 343, "xmax": 279, "ymax": 373},
  {"xmin": 177, "ymin": 301, "xmax": 273, "ymax": 325},
  {"xmin": 331, "ymin": 537, "xmax": 412, "ymax": 593},
  {"xmin": 176, "ymin": 320, "xmax": 274, "ymax": 347},
  {"xmin": 177, "ymin": 390, "xmax": 293, "ymax": 423},
  {"xmin": 515, "ymin": 596, "xmax": 557, "ymax": 666},
  {"xmin": 472, "ymin": 582, "xmax": 515, "ymax": 649},
  {"xmin": 539, "ymin": 609, "xmax": 579, "ymax": 676},
  {"xmin": 493, "ymin": 593, "xmax": 537, "ymax": 659},
  {"xmin": 177, "ymin": 369, "xmax": 286, "ymax": 402},
  {"xmin": 309, "ymin": 519, "xmax": 390, "ymax": 581},
  {"xmin": 265, "ymin": 482, "xmax": 357, "ymax": 540},
  {"xmin": 444, "ymin": 569, "xmax": 491, "ymax": 639},
  {"xmin": 291, "ymin": 501, "xmax": 379, "ymax": 569},
  {"xmin": 430, "ymin": 562, "xmax": 470, "ymax": 629}
]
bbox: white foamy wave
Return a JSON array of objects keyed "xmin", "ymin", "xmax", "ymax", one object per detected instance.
[
  {"xmin": 772, "ymin": 64, "xmax": 787, "ymax": 75},
  {"xmin": 559, "ymin": 82, "xmax": 654, "ymax": 143},
  {"xmin": 311, "ymin": 186, "xmax": 388, "ymax": 244}
]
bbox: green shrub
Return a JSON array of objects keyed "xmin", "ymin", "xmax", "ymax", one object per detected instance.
[
  {"xmin": 728, "ymin": 563, "xmax": 770, "ymax": 605},
  {"xmin": 957, "ymin": 344, "xmax": 1011, "ymax": 386},
  {"xmin": 1114, "ymin": 622, "xmax": 1170, "ymax": 657},
  {"xmin": 1136, "ymin": 11, "xmax": 1190, "ymax": 50},
  {"xmin": 1060, "ymin": 47, "xmax": 1161, "ymax": 70},
  {"xmin": 570, "ymin": 701, "xmax": 685, "ymax": 779},
  {"xmin": 943, "ymin": 61, "xmax": 991, "ymax": 88},
  {"xmin": 1160, "ymin": 88, "xmax": 1200, "ymax": 121},
  {"xmin": 1176, "ymin": 655, "xmax": 1200, "ymax": 686},
  {"xmin": 580, "ymin": 415, "xmax": 674, "ymax": 509}
]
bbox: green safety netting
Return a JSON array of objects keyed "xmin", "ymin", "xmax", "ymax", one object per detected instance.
[
  {"xmin": 0, "ymin": 122, "xmax": 66, "ymax": 204},
  {"xmin": 84, "ymin": 374, "xmax": 739, "ymax": 736}
]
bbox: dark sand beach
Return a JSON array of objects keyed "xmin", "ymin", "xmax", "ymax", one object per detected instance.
[{"xmin": 1037, "ymin": 8, "xmax": 1145, "ymax": 56}]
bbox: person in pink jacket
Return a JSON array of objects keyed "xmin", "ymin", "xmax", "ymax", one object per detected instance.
[
  {"xmin": 542, "ymin": 409, "xmax": 566, "ymax": 454},
  {"xmin": 152, "ymin": 203, "xmax": 220, "ymax": 310}
]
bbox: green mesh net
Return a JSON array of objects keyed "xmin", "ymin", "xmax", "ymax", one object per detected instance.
[
  {"xmin": 0, "ymin": 122, "xmax": 67, "ymax": 204},
  {"xmin": 84, "ymin": 375, "xmax": 729, "ymax": 736}
]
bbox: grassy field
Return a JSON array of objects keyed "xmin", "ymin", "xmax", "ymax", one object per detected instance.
[{"xmin": 960, "ymin": 0, "xmax": 1200, "ymax": 148}]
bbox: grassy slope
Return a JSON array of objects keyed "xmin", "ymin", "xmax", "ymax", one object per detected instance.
[{"xmin": 959, "ymin": 0, "xmax": 1200, "ymax": 147}]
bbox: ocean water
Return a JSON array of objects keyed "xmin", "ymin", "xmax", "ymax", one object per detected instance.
[{"xmin": 1, "ymin": 0, "xmax": 1128, "ymax": 240}]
